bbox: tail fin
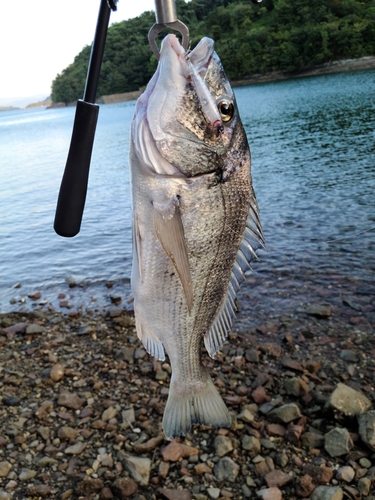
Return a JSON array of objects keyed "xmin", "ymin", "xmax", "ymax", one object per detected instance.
[{"xmin": 162, "ymin": 376, "xmax": 231, "ymax": 439}]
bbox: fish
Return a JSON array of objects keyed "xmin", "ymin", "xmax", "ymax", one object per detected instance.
[{"xmin": 129, "ymin": 34, "xmax": 264, "ymax": 439}]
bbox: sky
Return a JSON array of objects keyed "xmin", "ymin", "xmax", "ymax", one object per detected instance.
[{"xmin": 0, "ymin": 0, "xmax": 156, "ymax": 104}]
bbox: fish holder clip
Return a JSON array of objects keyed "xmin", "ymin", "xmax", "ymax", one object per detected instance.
[{"xmin": 148, "ymin": 0, "xmax": 189, "ymax": 59}]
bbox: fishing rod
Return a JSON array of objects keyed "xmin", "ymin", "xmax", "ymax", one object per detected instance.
[{"xmin": 54, "ymin": 0, "xmax": 118, "ymax": 238}]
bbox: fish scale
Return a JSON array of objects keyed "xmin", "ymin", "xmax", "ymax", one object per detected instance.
[{"xmin": 130, "ymin": 34, "xmax": 263, "ymax": 438}]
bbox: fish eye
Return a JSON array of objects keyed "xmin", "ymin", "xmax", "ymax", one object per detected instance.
[{"xmin": 216, "ymin": 99, "xmax": 234, "ymax": 123}]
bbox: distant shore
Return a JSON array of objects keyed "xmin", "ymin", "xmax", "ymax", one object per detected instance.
[
  {"xmin": 46, "ymin": 55, "xmax": 375, "ymax": 109},
  {"xmin": 232, "ymin": 55, "xmax": 375, "ymax": 87}
]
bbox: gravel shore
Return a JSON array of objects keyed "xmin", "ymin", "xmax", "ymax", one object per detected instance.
[{"xmin": 1, "ymin": 278, "xmax": 374, "ymax": 500}]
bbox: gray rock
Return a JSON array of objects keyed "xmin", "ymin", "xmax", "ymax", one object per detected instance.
[
  {"xmin": 245, "ymin": 348, "xmax": 259, "ymax": 362},
  {"xmin": 301, "ymin": 431, "xmax": 325, "ymax": 449},
  {"xmin": 242, "ymin": 435, "xmax": 261, "ymax": 453},
  {"xmin": 340, "ymin": 350, "xmax": 358, "ymax": 362},
  {"xmin": 328, "ymin": 383, "xmax": 372, "ymax": 416},
  {"xmin": 256, "ymin": 487, "xmax": 282, "ymax": 500},
  {"xmin": 359, "ymin": 457, "xmax": 372, "ymax": 468},
  {"xmin": 213, "ymin": 456, "xmax": 240, "ymax": 482},
  {"xmin": 102, "ymin": 406, "xmax": 117, "ymax": 421},
  {"xmin": 267, "ymin": 403, "xmax": 302, "ymax": 423},
  {"xmin": 26, "ymin": 323, "xmax": 44, "ymax": 334},
  {"xmin": 0, "ymin": 490, "xmax": 12, "ymax": 500},
  {"xmin": 122, "ymin": 408, "xmax": 136, "ymax": 428},
  {"xmin": 324, "ymin": 427, "xmax": 353, "ymax": 457},
  {"xmin": 35, "ymin": 456, "xmax": 59, "ymax": 467},
  {"xmin": 357, "ymin": 477, "xmax": 371, "ymax": 496},
  {"xmin": 301, "ymin": 304, "xmax": 332, "ymax": 318},
  {"xmin": 19, "ymin": 468, "xmax": 37, "ymax": 481},
  {"xmin": 0, "ymin": 462, "xmax": 12, "ymax": 478},
  {"xmin": 57, "ymin": 391, "xmax": 85, "ymax": 410},
  {"xmin": 310, "ymin": 486, "xmax": 343, "ymax": 500},
  {"xmin": 358, "ymin": 410, "xmax": 375, "ymax": 451},
  {"xmin": 213, "ymin": 435, "xmax": 233, "ymax": 457},
  {"xmin": 241, "ymin": 484, "xmax": 252, "ymax": 498},
  {"xmin": 58, "ymin": 426, "xmax": 80, "ymax": 440},
  {"xmin": 118, "ymin": 452, "xmax": 151, "ymax": 486},
  {"xmin": 2, "ymin": 396, "xmax": 20, "ymax": 406},
  {"xmin": 64, "ymin": 442, "xmax": 86, "ymax": 455},
  {"xmin": 336, "ymin": 466, "xmax": 355, "ymax": 482},
  {"xmin": 207, "ymin": 488, "xmax": 220, "ymax": 500},
  {"xmin": 115, "ymin": 347, "xmax": 135, "ymax": 362}
]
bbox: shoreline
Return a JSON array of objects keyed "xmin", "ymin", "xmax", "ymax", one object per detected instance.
[
  {"xmin": 47, "ymin": 55, "xmax": 375, "ymax": 108},
  {"xmin": 0, "ymin": 282, "xmax": 374, "ymax": 499}
]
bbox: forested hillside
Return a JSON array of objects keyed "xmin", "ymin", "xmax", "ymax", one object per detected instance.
[{"xmin": 51, "ymin": 0, "xmax": 375, "ymax": 103}]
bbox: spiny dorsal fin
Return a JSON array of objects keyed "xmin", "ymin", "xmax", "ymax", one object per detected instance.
[
  {"xmin": 153, "ymin": 201, "xmax": 193, "ymax": 312},
  {"xmin": 204, "ymin": 201, "xmax": 265, "ymax": 358}
]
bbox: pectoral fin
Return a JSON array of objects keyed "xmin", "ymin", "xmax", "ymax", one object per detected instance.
[{"xmin": 153, "ymin": 202, "xmax": 193, "ymax": 312}]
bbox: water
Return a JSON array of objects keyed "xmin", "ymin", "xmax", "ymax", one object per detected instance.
[{"xmin": 1, "ymin": 69, "xmax": 374, "ymax": 316}]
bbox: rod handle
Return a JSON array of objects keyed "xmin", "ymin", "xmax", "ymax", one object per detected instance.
[{"xmin": 54, "ymin": 100, "xmax": 99, "ymax": 237}]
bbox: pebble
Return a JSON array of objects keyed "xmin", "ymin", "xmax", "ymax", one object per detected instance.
[
  {"xmin": 267, "ymin": 403, "xmax": 302, "ymax": 423},
  {"xmin": 76, "ymin": 477, "xmax": 104, "ymax": 496},
  {"xmin": 64, "ymin": 442, "xmax": 86, "ymax": 455},
  {"xmin": 2, "ymin": 396, "xmax": 20, "ymax": 407},
  {"xmin": 264, "ymin": 469, "xmax": 293, "ymax": 488},
  {"xmin": 102, "ymin": 405, "xmax": 117, "ymax": 421},
  {"xmin": 256, "ymin": 487, "xmax": 282, "ymax": 500},
  {"xmin": 50, "ymin": 363, "xmax": 65, "ymax": 382},
  {"xmin": 111, "ymin": 477, "xmax": 138, "ymax": 499},
  {"xmin": 213, "ymin": 435, "xmax": 233, "ymax": 456},
  {"xmin": 118, "ymin": 453, "xmax": 151, "ymax": 486},
  {"xmin": 0, "ymin": 491, "xmax": 12, "ymax": 500},
  {"xmin": 27, "ymin": 485, "xmax": 52, "ymax": 497},
  {"xmin": 242, "ymin": 435, "xmax": 261, "ymax": 453},
  {"xmin": 0, "ymin": 463, "xmax": 12, "ymax": 478},
  {"xmin": 207, "ymin": 488, "xmax": 220, "ymax": 500},
  {"xmin": 25, "ymin": 323, "xmax": 44, "ymax": 334},
  {"xmin": 328, "ymin": 383, "xmax": 372, "ymax": 416},
  {"xmin": 18, "ymin": 469, "xmax": 37, "ymax": 481},
  {"xmin": 340, "ymin": 350, "xmax": 358, "ymax": 362},
  {"xmin": 358, "ymin": 410, "xmax": 375, "ymax": 451},
  {"xmin": 358, "ymin": 457, "xmax": 372, "ymax": 468},
  {"xmin": 58, "ymin": 426, "xmax": 80, "ymax": 440},
  {"xmin": 357, "ymin": 477, "xmax": 372, "ymax": 496},
  {"xmin": 237, "ymin": 407, "xmax": 256, "ymax": 423},
  {"xmin": 324, "ymin": 427, "xmax": 353, "ymax": 457},
  {"xmin": 336, "ymin": 466, "xmax": 355, "ymax": 482},
  {"xmin": 213, "ymin": 457, "xmax": 240, "ymax": 482},
  {"xmin": 157, "ymin": 488, "xmax": 192, "ymax": 500},
  {"xmin": 161, "ymin": 441, "xmax": 199, "ymax": 462},
  {"xmin": 302, "ymin": 303, "xmax": 332, "ymax": 318},
  {"xmin": 310, "ymin": 485, "xmax": 343, "ymax": 500},
  {"xmin": 57, "ymin": 391, "xmax": 85, "ymax": 410},
  {"xmin": 301, "ymin": 431, "xmax": 325, "ymax": 449},
  {"xmin": 194, "ymin": 463, "xmax": 211, "ymax": 475}
]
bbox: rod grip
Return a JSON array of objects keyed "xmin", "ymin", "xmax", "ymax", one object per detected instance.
[{"xmin": 54, "ymin": 100, "xmax": 99, "ymax": 237}]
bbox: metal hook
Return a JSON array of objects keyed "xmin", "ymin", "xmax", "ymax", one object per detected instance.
[{"xmin": 148, "ymin": 0, "xmax": 189, "ymax": 59}]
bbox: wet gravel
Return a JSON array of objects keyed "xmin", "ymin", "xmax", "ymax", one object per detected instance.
[{"xmin": 0, "ymin": 272, "xmax": 374, "ymax": 500}]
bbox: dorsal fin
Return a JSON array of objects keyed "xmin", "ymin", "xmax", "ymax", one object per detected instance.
[{"xmin": 204, "ymin": 200, "xmax": 265, "ymax": 358}]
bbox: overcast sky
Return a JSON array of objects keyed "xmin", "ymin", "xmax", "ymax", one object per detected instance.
[{"xmin": 0, "ymin": 0, "xmax": 156, "ymax": 101}]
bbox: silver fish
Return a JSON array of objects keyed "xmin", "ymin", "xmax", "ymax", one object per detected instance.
[{"xmin": 130, "ymin": 34, "xmax": 264, "ymax": 439}]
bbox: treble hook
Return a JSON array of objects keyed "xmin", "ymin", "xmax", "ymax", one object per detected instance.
[{"xmin": 148, "ymin": 0, "xmax": 189, "ymax": 59}]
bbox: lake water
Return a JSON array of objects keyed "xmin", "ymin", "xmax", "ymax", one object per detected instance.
[{"xmin": 1, "ymin": 69, "xmax": 374, "ymax": 318}]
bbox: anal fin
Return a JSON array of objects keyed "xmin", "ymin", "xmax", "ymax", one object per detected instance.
[{"xmin": 135, "ymin": 317, "xmax": 165, "ymax": 361}]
